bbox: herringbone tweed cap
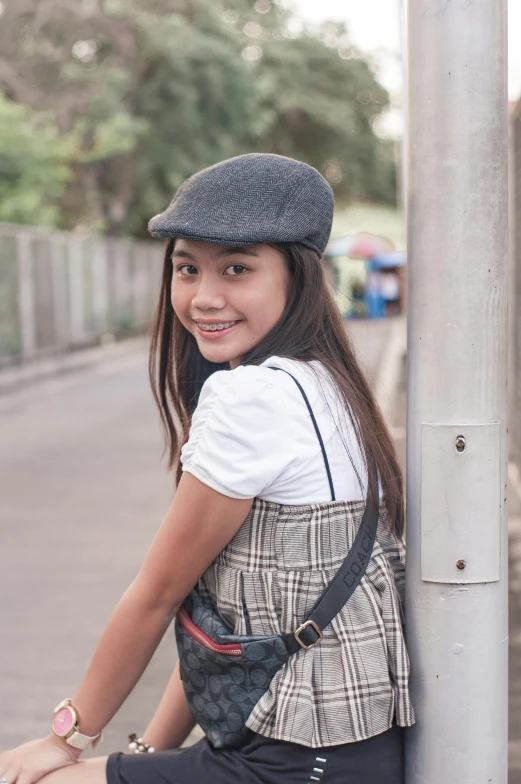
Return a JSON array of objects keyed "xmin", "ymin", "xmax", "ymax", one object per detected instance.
[{"xmin": 148, "ymin": 153, "xmax": 334, "ymax": 256}]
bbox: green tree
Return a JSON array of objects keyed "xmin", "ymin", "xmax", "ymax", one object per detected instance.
[
  {"xmin": 0, "ymin": 94, "xmax": 72, "ymax": 226},
  {"xmin": 123, "ymin": 6, "xmax": 268, "ymax": 235},
  {"xmin": 0, "ymin": 0, "xmax": 396, "ymax": 235},
  {"xmin": 247, "ymin": 22, "xmax": 396, "ymax": 203},
  {"xmin": 0, "ymin": 0, "xmax": 266, "ymax": 233}
]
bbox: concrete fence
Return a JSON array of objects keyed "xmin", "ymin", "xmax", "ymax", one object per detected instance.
[
  {"xmin": 510, "ymin": 103, "xmax": 521, "ymax": 469},
  {"xmin": 0, "ymin": 223, "xmax": 164, "ymax": 365}
]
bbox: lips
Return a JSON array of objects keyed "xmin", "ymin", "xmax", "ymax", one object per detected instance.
[
  {"xmin": 194, "ymin": 320, "xmax": 242, "ymax": 339},
  {"xmin": 195, "ymin": 321, "xmax": 237, "ymax": 332}
]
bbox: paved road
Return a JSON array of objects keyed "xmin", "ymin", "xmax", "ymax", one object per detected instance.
[
  {"xmin": 0, "ymin": 343, "xmax": 176, "ymax": 755},
  {"xmin": 347, "ymin": 317, "xmax": 392, "ymax": 385}
]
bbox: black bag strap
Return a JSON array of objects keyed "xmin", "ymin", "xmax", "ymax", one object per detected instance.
[
  {"xmin": 268, "ymin": 366, "xmax": 335, "ymax": 501},
  {"xmin": 283, "ymin": 467, "xmax": 378, "ymax": 654},
  {"xmin": 267, "ymin": 365, "xmax": 379, "ymax": 655}
]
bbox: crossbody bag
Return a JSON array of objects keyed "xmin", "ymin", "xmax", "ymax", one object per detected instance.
[{"xmin": 175, "ymin": 368, "xmax": 379, "ymax": 749}]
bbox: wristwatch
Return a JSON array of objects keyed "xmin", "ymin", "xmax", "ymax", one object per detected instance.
[{"xmin": 51, "ymin": 698, "xmax": 103, "ymax": 750}]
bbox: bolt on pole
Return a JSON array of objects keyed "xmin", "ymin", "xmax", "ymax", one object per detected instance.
[{"xmin": 405, "ymin": 0, "xmax": 508, "ymax": 781}]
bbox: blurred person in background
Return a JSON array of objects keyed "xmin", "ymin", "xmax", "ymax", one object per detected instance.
[
  {"xmin": 0, "ymin": 154, "xmax": 414, "ymax": 784},
  {"xmin": 350, "ymin": 279, "xmax": 366, "ymax": 318},
  {"xmin": 380, "ymin": 270, "xmax": 401, "ymax": 317},
  {"xmin": 363, "ymin": 268, "xmax": 386, "ymax": 319}
]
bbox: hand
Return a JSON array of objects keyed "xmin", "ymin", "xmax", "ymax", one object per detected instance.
[{"xmin": 0, "ymin": 734, "xmax": 81, "ymax": 784}]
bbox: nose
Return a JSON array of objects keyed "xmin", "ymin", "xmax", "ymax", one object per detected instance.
[{"xmin": 191, "ymin": 272, "xmax": 227, "ymax": 312}]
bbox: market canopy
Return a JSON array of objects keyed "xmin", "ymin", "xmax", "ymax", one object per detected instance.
[
  {"xmin": 368, "ymin": 251, "xmax": 407, "ymax": 269},
  {"xmin": 325, "ymin": 232, "xmax": 395, "ymax": 259}
]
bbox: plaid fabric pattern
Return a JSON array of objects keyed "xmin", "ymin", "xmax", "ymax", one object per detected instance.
[{"xmin": 199, "ymin": 498, "xmax": 415, "ymax": 748}]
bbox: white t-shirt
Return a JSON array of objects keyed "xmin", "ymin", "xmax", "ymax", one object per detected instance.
[{"xmin": 180, "ymin": 356, "xmax": 375, "ymax": 505}]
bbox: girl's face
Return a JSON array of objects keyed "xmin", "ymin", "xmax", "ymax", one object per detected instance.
[{"xmin": 170, "ymin": 239, "xmax": 289, "ymax": 367}]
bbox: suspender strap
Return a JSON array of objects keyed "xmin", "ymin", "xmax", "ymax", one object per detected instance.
[
  {"xmin": 267, "ymin": 364, "xmax": 379, "ymax": 655},
  {"xmin": 268, "ymin": 366, "xmax": 336, "ymax": 502}
]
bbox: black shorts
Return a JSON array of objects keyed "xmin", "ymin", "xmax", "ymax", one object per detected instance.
[{"xmin": 106, "ymin": 724, "xmax": 404, "ymax": 784}]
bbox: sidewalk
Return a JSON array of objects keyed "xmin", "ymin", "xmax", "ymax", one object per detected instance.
[
  {"xmin": 348, "ymin": 315, "xmax": 407, "ymax": 473},
  {"xmin": 0, "ymin": 335, "xmax": 148, "ymax": 398}
]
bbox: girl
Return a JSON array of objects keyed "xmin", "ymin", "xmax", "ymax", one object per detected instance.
[{"xmin": 0, "ymin": 153, "xmax": 414, "ymax": 784}]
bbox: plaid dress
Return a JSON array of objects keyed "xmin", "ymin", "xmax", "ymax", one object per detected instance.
[{"xmin": 198, "ymin": 498, "xmax": 415, "ymax": 748}]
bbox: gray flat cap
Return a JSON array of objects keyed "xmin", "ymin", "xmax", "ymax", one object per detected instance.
[{"xmin": 148, "ymin": 153, "xmax": 334, "ymax": 256}]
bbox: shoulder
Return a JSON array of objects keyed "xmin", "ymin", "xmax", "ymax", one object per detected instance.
[
  {"xmin": 185, "ymin": 362, "xmax": 299, "ymax": 456},
  {"xmin": 200, "ymin": 363, "xmax": 279, "ymax": 400},
  {"xmin": 197, "ymin": 359, "xmax": 320, "ymax": 413},
  {"xmin": 180, "ymin": 364, "xmax": 298, "ymax": 499},
  {"xmin": 194, "ymin": 364, "xmax": 289, "ymax": 422},
  {"xmin": 258, "ymin": 356, "xmax": 338, "ymax": 411}
]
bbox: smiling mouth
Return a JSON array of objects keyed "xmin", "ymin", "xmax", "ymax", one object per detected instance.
[{"xmin": 195, "ymin": 320, "xmax": 240, "ymax": 333}]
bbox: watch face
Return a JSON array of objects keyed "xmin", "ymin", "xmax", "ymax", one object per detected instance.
[{"xmin": 52, "ymin": 706, "xmax": 75, "ymax": 738}]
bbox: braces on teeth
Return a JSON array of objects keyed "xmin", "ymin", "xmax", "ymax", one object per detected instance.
[{"xmin": 197, "ymin": 322, "xmax": 235, "ymax": 331}]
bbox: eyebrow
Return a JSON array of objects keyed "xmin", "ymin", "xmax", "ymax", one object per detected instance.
[{"xmin": 172, "ymin": 246, "xmax": 260, "ymax": 261}]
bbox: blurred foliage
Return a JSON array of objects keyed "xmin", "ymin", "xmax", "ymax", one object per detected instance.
[
  {"xmin": 257, "ymin": 29, "xmax": 396, "ymax": 204},
  {"xmin": 0, "ymin": 94, "xmax": 73, "ymax": 225},
  {"xmin": 0, "ymin": 0, "xmax": 396, "ymax": 236}
]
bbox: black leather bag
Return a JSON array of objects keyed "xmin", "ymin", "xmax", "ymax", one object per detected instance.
[{"xmin": 175, "ymin": 369, "xmax": 379, "ymax": 749}]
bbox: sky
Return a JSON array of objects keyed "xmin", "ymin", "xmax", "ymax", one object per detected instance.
[{"xmin": 287, "ymin": 0, "xmax": 521, "ymax": 137}]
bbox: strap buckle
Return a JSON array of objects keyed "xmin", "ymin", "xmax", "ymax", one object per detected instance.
[{"xmin": 294, "ymin": 620, "xmax": 323, "ymax": 650}]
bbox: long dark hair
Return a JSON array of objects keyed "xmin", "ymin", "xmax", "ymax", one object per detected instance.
[{"xmin": 149, "ymin": 239, "xmax": 404, "ymax": 536}]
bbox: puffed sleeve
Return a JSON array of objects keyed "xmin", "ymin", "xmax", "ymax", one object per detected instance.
[{"xmin": 180, "ymin": 365, "xmax": 296, "ymax": 499}]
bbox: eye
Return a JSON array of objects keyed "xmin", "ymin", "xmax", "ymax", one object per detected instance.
[
  {"xmin": 177, "ymin": 264, "xmax": 198, "ymax": 276},
  {"xmin": 225, "ymin": 264, "xmax": 247, "ymax": 276}
]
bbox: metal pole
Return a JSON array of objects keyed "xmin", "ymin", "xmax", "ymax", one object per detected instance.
[
  {"xmin": 50, "ymin": 235, "xmax": 69, "ymax": 350},
  {"xmin": 16, "ymin": 232, "xmax": 36, "ymax": 358},
  {"xmin": 405, "ymin": 0, "xmax": 508, "ymax": 781},
  {"xmin": 399, "ymin": 0, "xmax": 407, "ymax": 220},
  {"xmin": 509, "ymin": 104, "xmax": 521, "ymax": 468},
  {"xmin": 67, "ymin": 237, "xmax": 86, "ymax": 345},
  {"xmin": 91, "ymin": 237, "xmax": 109, "ymax": 333}
]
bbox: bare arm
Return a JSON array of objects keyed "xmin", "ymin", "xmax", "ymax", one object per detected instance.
[
  {"xmin": 68, "ymin": 473, "xmax": 253, "ymax": 739},
  {"xmin": 0, "ymin": 475, "xmax": 251, "ymax": 784},
  {"xmin": 140, "ymin": 662, "xmax": 196, "ymax": 751}
]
